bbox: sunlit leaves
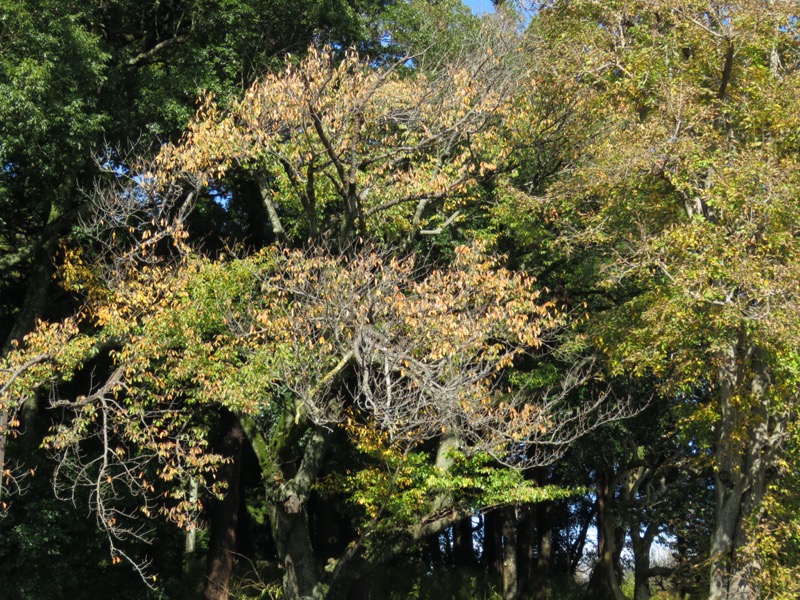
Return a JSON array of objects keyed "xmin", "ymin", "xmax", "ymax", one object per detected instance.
[
  {"xmin": 155, "ymin": 42, "xmax": 532, "ymax": 242},
  {"xmin": 533, "ymin": 0, "xmax": 800, "ymax": 393}
]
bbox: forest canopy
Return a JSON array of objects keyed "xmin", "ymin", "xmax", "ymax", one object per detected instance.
[{"xmin": 2, "ymin": 2, "xmax": 800, "ymax": 600}]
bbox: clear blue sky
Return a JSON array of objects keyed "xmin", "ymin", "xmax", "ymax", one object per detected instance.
[{"xmin": 463, "ymin": 0, "xmax": 495, "ymax": 15}]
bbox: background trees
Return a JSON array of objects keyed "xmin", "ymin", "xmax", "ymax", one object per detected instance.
[{"xmin": 518, "ymin": 2, "xmax": 800, "ymax": 598}]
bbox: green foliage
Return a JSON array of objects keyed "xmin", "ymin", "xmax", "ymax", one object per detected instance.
[
  {"xmin": 320, "ymin": 420, "xmax": 579, "ymax": 543},
  {"xmin": 381, "ymin": 0, "xmax": 481, "ymax": 70},
  {"xmin": 15, "ymin": 2, "xmax": 800, "ymax": 597},
  {"xmin": 739, "ymin": 420, "xmax": 800, "ymax": 599}
]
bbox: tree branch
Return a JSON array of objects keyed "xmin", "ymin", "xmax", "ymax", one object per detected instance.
[{"xmin": 126, "ymin": 35, "xmax": 187, "ymax": 67}]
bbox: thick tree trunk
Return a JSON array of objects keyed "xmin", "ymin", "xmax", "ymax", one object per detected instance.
[
  {"xmin": 709, "ymin": 339, "xmax": 785, "ymax": 600},
  {"xmin": 204, "ymin": 413, "xmax": 246, "ymax": 600},
  {"xmin": 427, "ymin": 533, "xmax": 443, "ymax": 567},
  {"xmin": 346, "ymin": 576, "xmax": 370, "ymax": 600},
  {"xmin": 0, "ymin": 235, "xmax": 58, "ymax": 504},
  {"xmin": 630, "ymin": 523, "xmax": 659, "ymax": 600},
  {"xmin": 501, "ymin": 506, "xmax": 518, "ymax": 600},
  {"xmin": 483, "ymin": 509, "xmax": 504, "ymax": 575},
  {"xmin": 584, "ymin": 473, "xmax": 626, "ymax": 600},
  {"xmin": 269, "ymin": 426, "xmax": 333, "ymax": 600}
]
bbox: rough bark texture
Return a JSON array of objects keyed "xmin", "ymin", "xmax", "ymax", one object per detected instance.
[
  {"xmin": 269, "ymin": 426, "xmax": 333, "ymax": 600},
  {"xmin": 709, "ymin": 338, "xmax": 786, "ymax": 600},
  {"xmin": 204, "ymin": 413, "xmax": 246, "ymax": 600}
]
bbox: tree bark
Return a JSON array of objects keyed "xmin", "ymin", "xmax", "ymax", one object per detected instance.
[
  {"xmin": 500, "ymin": 506, "xmax": 519, "ymax": 600},
  {"xmin": 630, "ymin": 523, "xmax": 659, "ymax": 600},
  {"xmin": 204, "ymin": 412, "xmax": 246, "ymax": 600},
  {"xmin": 709, "ymin": 338, "xmax": 785, "ymax": 600},
  {"xmin": 531, "ymin": 501, "xmax": 553, "ymax": 600},
  {"xmin": 483, "ymin": 509, "xmax": 504, "ymax": 575},
  {"xmin": 0, "ymin": 231, "xmax": 60, "ymax": 504},
  {"xmin": 516, "ymin": 503, "xmax": 536, "ymax": 600},
  {"xmin": 269, "ymin": 425, "xmax": 333, "ymax": 600},
  {"xmin": 584, "ymin": 472, "xmax": 626, "ymax": 600},
  {"xmin": 453, "ymin": 518, "xmax": 476, "ymax": 568}
]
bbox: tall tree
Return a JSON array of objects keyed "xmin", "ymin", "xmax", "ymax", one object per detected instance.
[
  {"xmin": 523, "ymin": 2, "xmax": 800, "ymax": 598},
  {"xmin": 0, "ymin": 0, "xmax": 394, "ymax": 508},
  {"xmin": 1, "ymin": 36, "xmax": 624, "ymax": 598}
]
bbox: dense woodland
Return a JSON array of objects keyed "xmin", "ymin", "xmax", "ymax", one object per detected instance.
[{"xmin": 1, "ymin": 1, "xmax": 800, "ymax": 599}]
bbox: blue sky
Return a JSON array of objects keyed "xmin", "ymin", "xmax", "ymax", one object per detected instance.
[{"xmin": 463, "ymin": 0, "xmax": 495, "ymax": 15}]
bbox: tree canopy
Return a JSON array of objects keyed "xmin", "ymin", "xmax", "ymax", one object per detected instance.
[{"xmin": 2, "ymin": 2, "xmax": 800, "ymax": 600}]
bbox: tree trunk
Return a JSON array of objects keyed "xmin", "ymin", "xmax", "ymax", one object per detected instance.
[
  {"xmin": 269, "ymin": 425, "xmax": 333, "ymax": 600},
  {"xmin": 709, "ymin": 339, "xmax": 785, "ymax": 600},
  {"xmin": 0, "ymin": 234, "xmax": 58, "ymax": 504},
  {"xmin": 185, "ymin": 476, "xmax": 200, "ymax": 554},
  {"xmin": 483, "ymin": 509, "xmax": 504, "ymax": 575},
  {"xmin": 346, "ymin": 576, "xmax": 370, "ymax": 600},
  {"xmin": 584, "ymin": 473, "xmax": 626, "ymax": 600},
  {"xmin": 427, "ymin": 533, "xmax": 443, "ymax": 567},
  {"xmin": 516, "ymin": 503, "xmax": 536, "ymax": 600},
  {"xmin": 501, "ymin": 506, "xmax": 518, "ymax": 600},
  {"xmin": 630, "ymin": 523, "xmax": 659, "ymax": 600},
  {"xmin": 204, "ymin": 413, "xmax": 246, "ymax": 600},
  {"xmin": 454, "ymin": 518, "xmax": 476, "ymax": 568},
  {"xmin": 531, "ymin": 501, "xmax": 553, "ymax": 600}
]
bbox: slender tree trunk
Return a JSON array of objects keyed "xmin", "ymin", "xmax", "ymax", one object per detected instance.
[
  {"xmin": 454, "ymin": 518, "xmax": 476, "ymax": 568},
  {"xmin": 258, "ymin": 174, "xmax": 287, "ymax": 243},
  {"xmin": 531, "ymin": 501, "xmax": 553, "ymax": 600},
  {"xmin": 0, "ymin": 409, "xmax": 8, "ymax": 504},
  {"xmin": 585, "ymin": 473, "xmax": 626, "ymax": 600},
  {"xmin": 204, "ymin": 413, "xmax": 246, "ymax": 600},
  {"xmin": 501, "ymin": 506, "xmax": 518, "ymax": 600},
  {"xmin": 569, "ymin": 503, "xmax": 595, "ymax": 576},
  {"xmin": 185, "ymin": 476, "xmax": 200, "ymax": 554},
  {"xmin": 516, "ymin": 503, "xmax": 536, "ymax": 600}
]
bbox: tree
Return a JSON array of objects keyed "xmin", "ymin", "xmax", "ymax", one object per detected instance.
[
  {"xmin": 1, "ymin": 37, "xmax": 626, "ymax": 599},
  {"xmin": 0, "ymin": 0, "xmax": 396, "ymax": 511},
  {"xmin": 522, "ymin": 2, "xmax": 800, "ymax": 598}
]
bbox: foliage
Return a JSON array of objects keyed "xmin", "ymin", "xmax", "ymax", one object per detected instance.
[
  {"xmin": 530, "ymin": 0, "xmax": 800, "ymax": 389},
  {"xmin": 9, "ymin": 1, "xmax": 800, "ymax": 597},
  {"xmin": 740, "ymin": 421, "xmax": 800, "ymax": 599},
  {"xmin": 522, "ymin": 1, "xmax": 800, "ymax": 596},
  {"xmin": 383, "ymin": 568, "xmax": 503, "ymax": 600},
  {"xmin": 1, "ymin": 235, "xmax": 582, "ymax": 580},
  {"xmin": 155, "ymin": 40, "xmax": 535, "ymax": 245},
  {"xmin": 321, "ymin": 420, "xmax": 579, "ymax": 541}
]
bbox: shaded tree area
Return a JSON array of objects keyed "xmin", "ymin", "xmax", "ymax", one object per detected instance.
[{"xmin": 3, "ymin": 1, "xmax": 800, "ymax": 600}]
